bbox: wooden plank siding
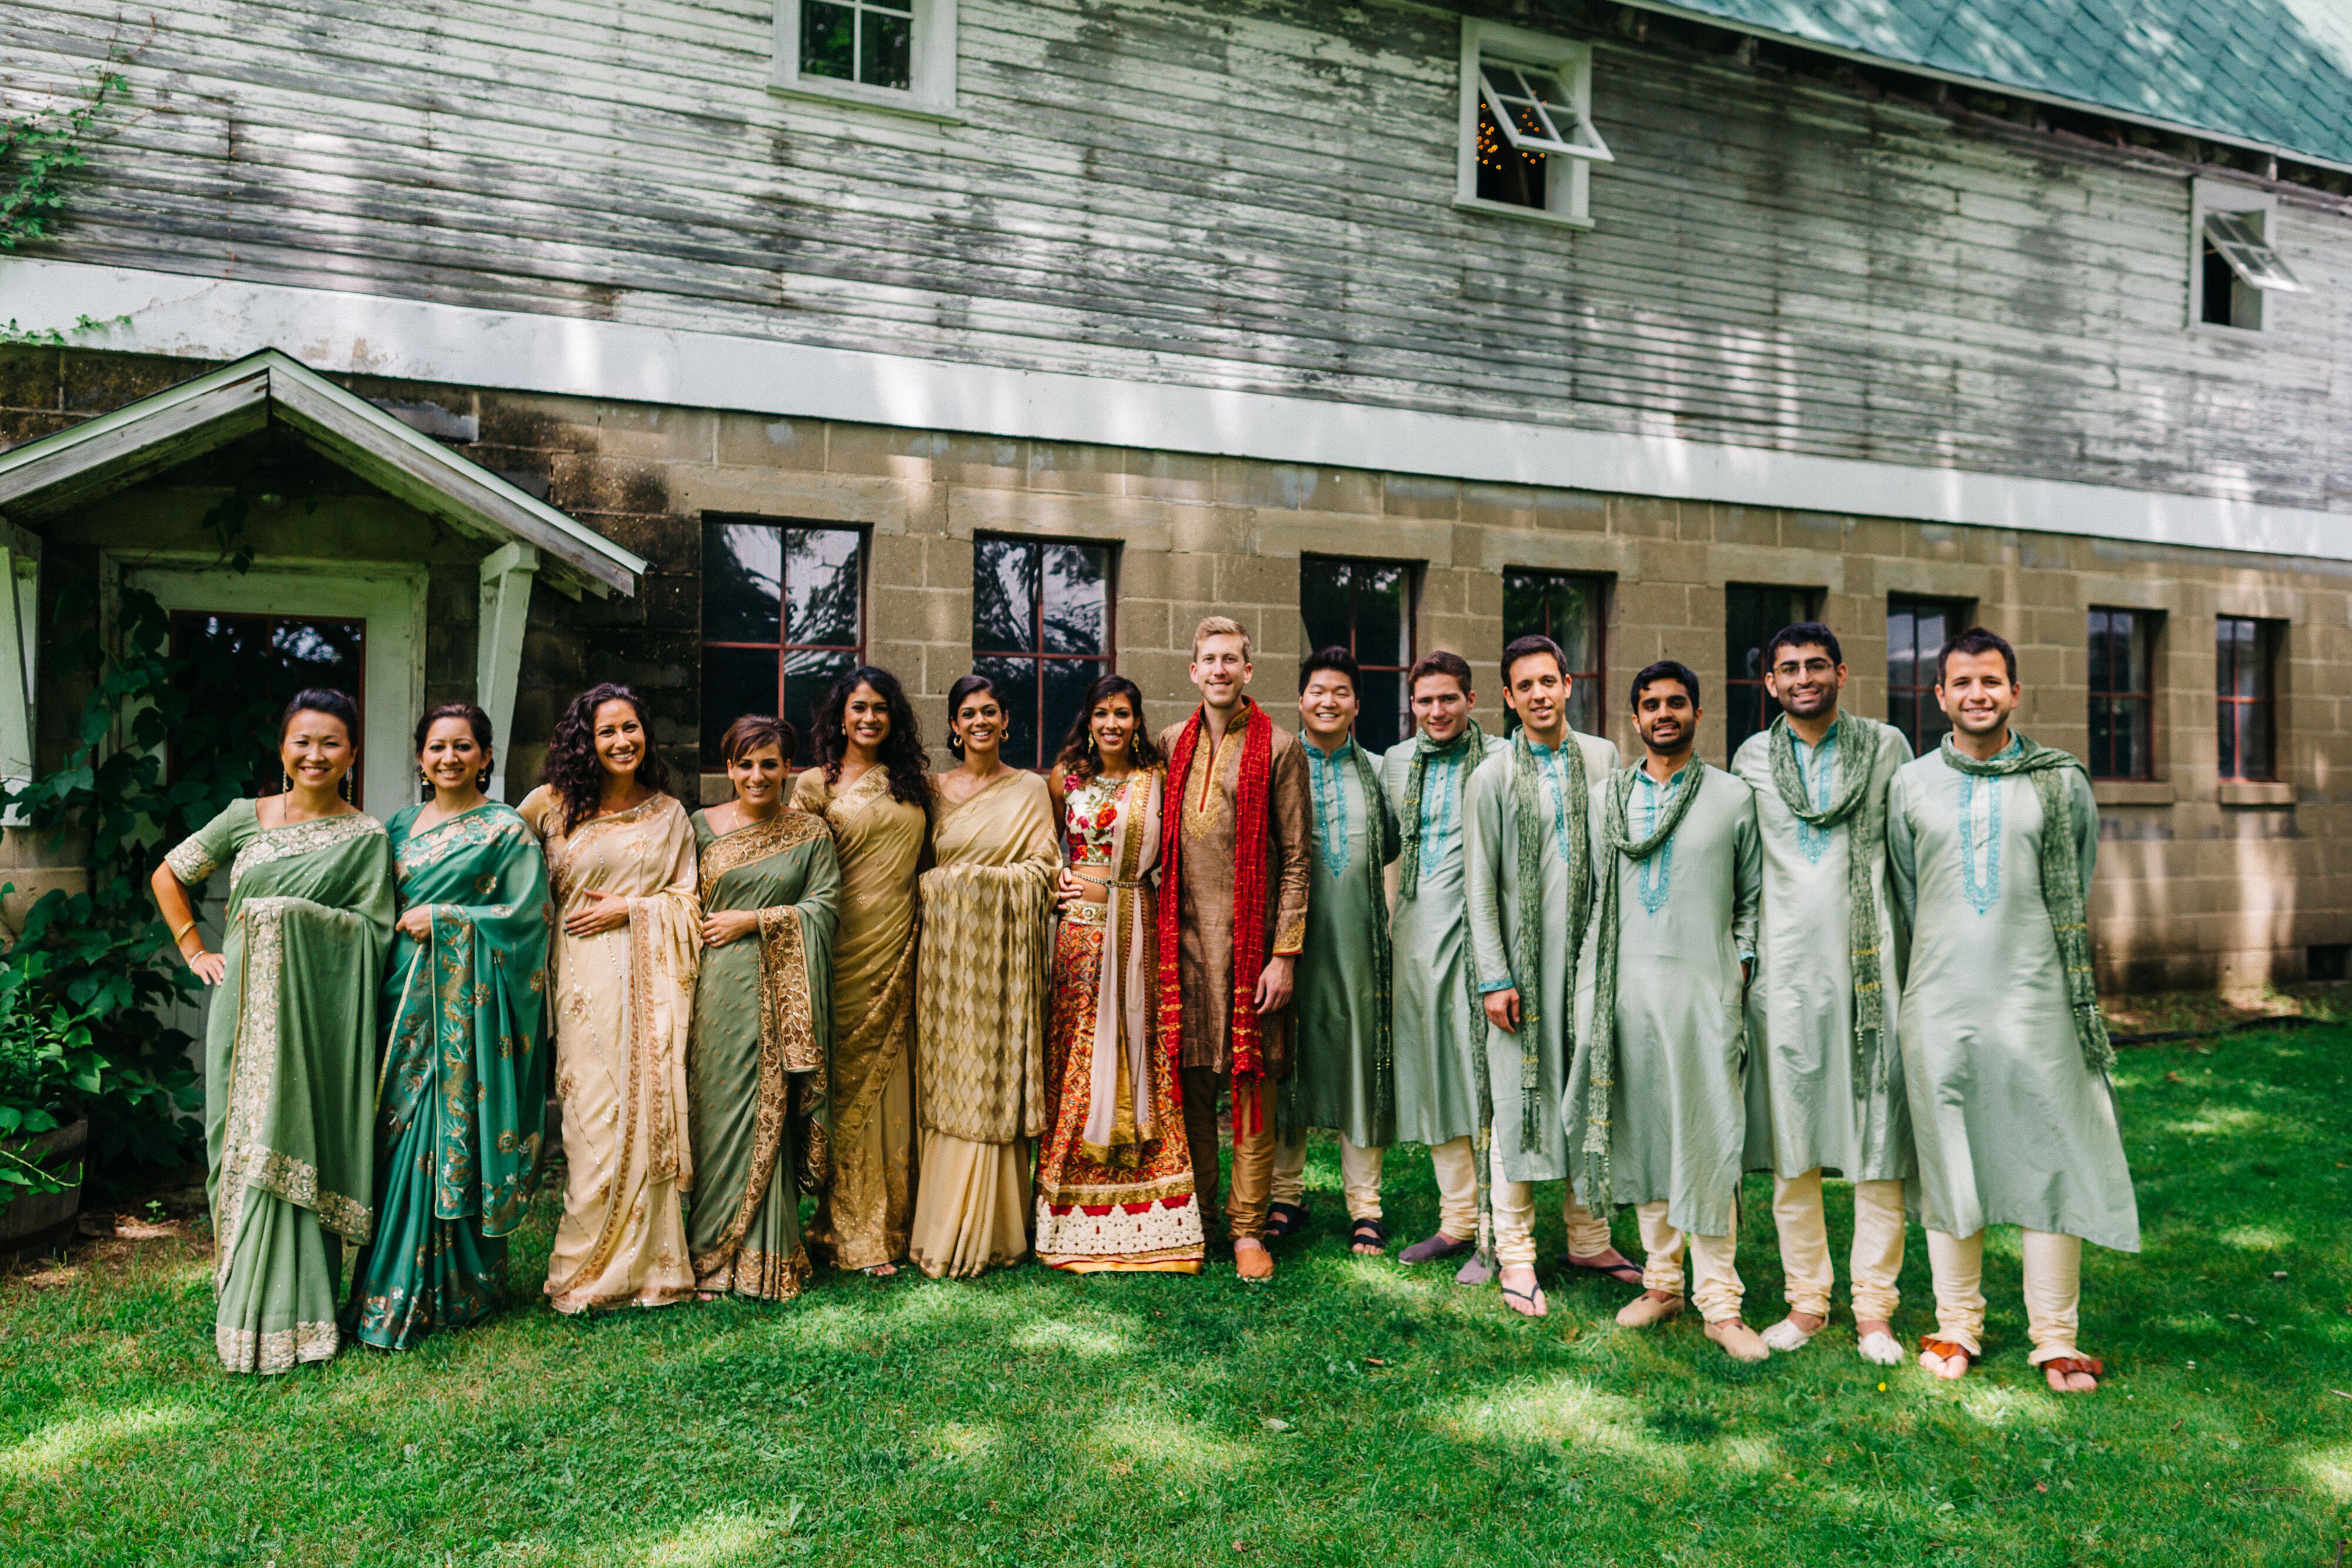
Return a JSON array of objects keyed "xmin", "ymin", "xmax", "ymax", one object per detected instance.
[{"xmin": 7, "ymin": 0, "xmax": 2351, "ymax": 509}]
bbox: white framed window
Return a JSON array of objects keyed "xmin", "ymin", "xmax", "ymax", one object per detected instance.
[
  {"xmin": 1455, "ymin": 19, "xmax": 1612, "ymax": 229},
  {"xmin": 2189, "ymin": 178, "xmax": 2301, "ymax": 333},
  {"xmin": 771, "ymin": 0, "xmax": 957, "ymax": 120}
]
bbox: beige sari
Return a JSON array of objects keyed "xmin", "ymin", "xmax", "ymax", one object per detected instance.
[
  {"xmin": 792, "ymin": 763, "xmax": 926, "ymax": 1271},
  {"xmin": 908, "ymin": 770, "xmax": 1058, "ymax": 1278},
  {"xmin": 518, "ymin": 787, "xmax": 701, "ymax": 1313}
]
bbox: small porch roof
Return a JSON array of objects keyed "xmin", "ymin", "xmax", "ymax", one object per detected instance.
[{"xmin": 0, "ymin": 348, "xmax": 643, "ymax": 597}]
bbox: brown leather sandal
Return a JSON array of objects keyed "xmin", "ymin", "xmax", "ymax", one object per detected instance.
[
  {"xmin": 1920, "ymin": 1336, "xmax": 1977, "ymax": 1363},
  {"xmin": 2041, "ymin": 1355, "xmax": 2104, "ymax": 1388}
]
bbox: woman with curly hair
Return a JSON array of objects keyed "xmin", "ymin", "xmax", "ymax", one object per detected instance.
[
  {"xmin": 790, "ymin": 666, "xmax": 928, "ymax": 1275},
  {"xmin": 518, "ymin": 683, "xmax": 701, "ymax": 1313}
]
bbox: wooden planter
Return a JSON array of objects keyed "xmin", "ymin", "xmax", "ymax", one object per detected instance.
[{"xmin": 1, "ymin": 1116, "xmax": 88, "ymax": 1259}]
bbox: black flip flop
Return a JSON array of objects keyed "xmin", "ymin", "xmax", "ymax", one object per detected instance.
[
  {"xmin": 1499, "ymin": 1278, "xmax": 1547, "ymax": 1317},
  {"xmin": 1348, "ymin": 1218, "xmax": 1388, "ymax": 1254},
  {"xmin": 1559, "ymin": 1253, "xmax": 1645, "ymax": 1288},
  {"xmin": 1262, "ymin": 1201, "xmax": 1309, "ymax": 1241}
]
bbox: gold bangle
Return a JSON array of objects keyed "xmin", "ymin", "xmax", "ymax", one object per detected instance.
[{"xmin": 171, "ymin": 920, "xmax": 198, "ymax": 944}]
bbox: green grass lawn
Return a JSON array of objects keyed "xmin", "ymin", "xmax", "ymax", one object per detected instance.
[{"xmin": 6, "ymin": 1025, "xmax": 2350, "ymax": 1567}]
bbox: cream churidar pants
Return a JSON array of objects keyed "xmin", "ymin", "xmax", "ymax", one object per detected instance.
[
  {"xmin": 1427, "ymin": 1136, "xmax": 1479, "ymax": 1242},
  {"xmin": 1770, "ymin": 1170, "xmax": 1906, "ymax": 1322},
  {"xmin": 1269, "ymin": 1131, "xmax": 1385, "ymax": 1221},
  {"xmin": 1926, "ymin": 1228, "xmax": 2083, "ymax": 1364},
  {"xmin": 1489, "ymin": 1142, "xmax": 1614, "ymax": 1269},
  {"xmin": 1635, "ymin": 1200, "xmax": 1744, "ymax": 1323}
]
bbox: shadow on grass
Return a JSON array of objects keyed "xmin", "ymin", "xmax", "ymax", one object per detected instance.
[{"xmin": 4, "ymin": 1027, "xmax": 2350, "ymax": 1566}]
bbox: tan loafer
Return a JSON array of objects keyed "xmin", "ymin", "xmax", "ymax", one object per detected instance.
[
  {"xmin": 1705, "ymin": 1319, "xmax": 1771, "ymax": 1362},
  {"xmin": 1615, "ymin": 1290, "xmax": 1684, "ymax": 1328},
  {"xmin": 1234, "ymin": 1240, "xmax": 1275, "ymax": 1281}
]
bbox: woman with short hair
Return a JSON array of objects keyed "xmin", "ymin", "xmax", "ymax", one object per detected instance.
[
  {"xmin": 791, "ymin": 666, "xmax": 928, "ymax": 1275},
  {"xmin": 686, "ymin": 714, "xmax": 842, "ymax": 1300},
  {"xmin": 151, "ymin": 688, "xmax": 396, "ymax": 1374},
  {"xmin": 346, "ymin": 702, "xmax": 551, "ymax": 1349},
  {"xmin": 519, "ymin": 683, "xmax": 701, "ymax": 1314}
]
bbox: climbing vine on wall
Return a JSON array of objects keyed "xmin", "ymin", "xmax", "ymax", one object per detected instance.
[{"xmin": 1, "ymin": 23, "xmax": 145, "ymax": 346}]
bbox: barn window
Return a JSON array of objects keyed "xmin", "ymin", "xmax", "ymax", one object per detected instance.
[
  {"xmin": 1301, "ymin": 556, "xmax": 1416, "ymax": 754},
  {"xmin": 1456, "ymin": 19, "xmax": 1611, "ymax": 228},
  {"xmin": 1502, "ymin": 568, "xmax": 1608, "ymax": 738},
  {"xmin": 771, "ymin": 0, "xmax": 957, "ymax": 117},
  {"xmin": 971, "ymin": 535, "xmax": 1114, "ymax": 771},
  {"xmin": 2191, "ymin": 180, "xmax": 2300, "ymax": 333}
]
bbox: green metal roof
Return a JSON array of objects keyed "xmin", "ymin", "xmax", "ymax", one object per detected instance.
[{"xmin": 1621, "ymin": 0, "xmax": 2352, "ymax": 170}]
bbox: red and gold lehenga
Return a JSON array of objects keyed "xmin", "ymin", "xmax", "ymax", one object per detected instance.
[{"xmin": 1034, "ymin": 768, "xmax": 1206, "ymax": 1273}]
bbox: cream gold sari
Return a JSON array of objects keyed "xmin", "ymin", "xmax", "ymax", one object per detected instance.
[
  {"xmin": 908, "ymin": 770, "xmax": 1057, "ymax": 1278},
  {"xmin": 519, "ymin": 787, "xmax": 701, "ymax": 1313},
  {"xmin": 792, "ymin": 764, "xmax": 926, "ymax": 1271}
]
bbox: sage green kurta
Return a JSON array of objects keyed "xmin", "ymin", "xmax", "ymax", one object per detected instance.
[
  {"xmin": 1568, "ymin": 763, "xmax": 1760, "ymax": 1238},
  {"xmin": 686, "ymin": 808, "xmax": 841, "ymax": 1300},
  {"xmin": 1888, "ymin": 747, "xmax": 2140, "ymax": 1251},
  {"xmin": 1286, "ymin": 738, "xmax": 1399, "ymax": 1149},
  {"xmin": 164, "ymin": 800, "xmax": 396, "ymax": 1375},
  {"xmin": 1379, "ymin": 730, "xmax": 1508, "ymax": 1147},
  {"xmin": 1464, "ymin": 730, "xmax": 1619, "ymax": 1182},
  {"xmin": 1731, "ymin": 718, "xmax": 1915, "ymax": 1183}
]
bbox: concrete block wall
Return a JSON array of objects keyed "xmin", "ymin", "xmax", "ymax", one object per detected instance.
[{"xmin": 5, "ymin": 346, "xmax": 2350, "ymax": 992}]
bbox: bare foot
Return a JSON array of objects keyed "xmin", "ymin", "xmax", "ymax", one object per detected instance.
[
  {"xmin": 2045, "ymin": 1365, "xmax": 2099, "ymax": 1393},
  {"xmin": 1234, "ymin": 1239, "xmax": 1275, "ymax": 1281},
  {"xmin": 1917, "ymin": 1348, "xmax": 1969, "ymax": 1380},
  {"xmin": 863, "ymin": 1263, "xmax": 898, "ymax": 1279},
  {"xmin": 1499, "ymin": 1263, "xmax": 1548, "ymax": 1318}
]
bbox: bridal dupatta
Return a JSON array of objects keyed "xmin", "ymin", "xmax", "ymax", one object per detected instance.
[
  {"xmin": 686, "ymin": 806, "xmax": 840, "ymax": 1300},
  {"xmin": 163, "ymin": 799, "xmax": 396, "ymax": 1374},
  {"xmin": 519, "ymin": 787, "xmax": 701, "ymax": 1313},
  {"xmin": 347, "ymin": 800, "xmax": 550, "ymax": 1348},
  {"xmin": 1035, "ymin": 769, "xmax": 1205, "ymax": 1272}
]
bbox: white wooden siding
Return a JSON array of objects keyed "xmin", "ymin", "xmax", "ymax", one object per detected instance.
[{"xmin": 5, "ymin": 0, "xmax": 2348, "ymax": 510}]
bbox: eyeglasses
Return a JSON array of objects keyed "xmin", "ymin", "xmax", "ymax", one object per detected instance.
[{"xmin": 1770, "ymin": 658, "xmax": 1836, "ymax": 678}]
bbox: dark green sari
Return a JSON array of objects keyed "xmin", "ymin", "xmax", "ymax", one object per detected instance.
[{"xmin": 346, "ymin": 801, "xmax": 551, "ymax": 1348}]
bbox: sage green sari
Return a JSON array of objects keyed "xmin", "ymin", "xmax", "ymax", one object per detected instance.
[
  {"xmin": 164, "ymin": 799, "xmax": 396, "ymax": 1376},
  {"xmin": 346, "ymin": 801, "xmax": 552, "ymax": 1349},
  {"xmin": 686, "ymin": 807, "xmax": 841, "ymax": 1300}
]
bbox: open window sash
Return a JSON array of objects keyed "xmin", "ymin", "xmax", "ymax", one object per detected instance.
[
  {"xmin": 1478, "ymin": 61, "xmax": 1612, "ymax": 163},
  {"xmin": 2204, "ymin": 211, "xmax": 2303, "ymax": 293}
]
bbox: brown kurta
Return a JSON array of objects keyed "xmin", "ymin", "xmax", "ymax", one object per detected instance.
[{"xmin": 1157, "ymin": 701, "xmax": 1314, "ymax": 1075}]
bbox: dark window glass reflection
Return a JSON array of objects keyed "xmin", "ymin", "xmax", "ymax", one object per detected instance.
[
  {"xmin": 1501, "ymin": 568, "xmax": 1607, "ymax": 738},
  {"xmin": 969, "ymin": 535, "xmax": 1113, "ymax": 770}
]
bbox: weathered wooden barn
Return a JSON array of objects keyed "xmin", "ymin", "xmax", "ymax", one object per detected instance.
[{"xmin": 4, "ymin": 0, "xmax": 2351, "ymax": 991}]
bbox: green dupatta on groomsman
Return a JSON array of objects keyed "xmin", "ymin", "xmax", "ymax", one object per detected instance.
[
  {"xmin": 346, "ymin": 801, "xmax": 552, "ymax": 1349},
  {"xmin": 164, "ymin": 800, "xmax": 396, "ymax": 1375}
]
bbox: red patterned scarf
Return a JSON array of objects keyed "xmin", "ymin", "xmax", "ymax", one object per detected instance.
[{"xmin": 1156, "ymin": 698, "xmax": 1277, "ymax": 1134}]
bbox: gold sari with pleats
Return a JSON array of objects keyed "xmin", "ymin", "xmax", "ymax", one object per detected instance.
[
  {"xmin": 518, "ymin": 787, "xmax": 701, "ymax": 1313},
  {"xmin": 791, "ymin": 764, "xmax": 926, "ymax": 1271},
  {"xmin": 908, "ymin": 770, "xmax": 1058, "ymax": 1278}
]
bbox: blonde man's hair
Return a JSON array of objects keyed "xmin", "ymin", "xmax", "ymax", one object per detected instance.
[{"xmin": 1191, "ymin": 615, "xmax": 1252, "ymax": 661}]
